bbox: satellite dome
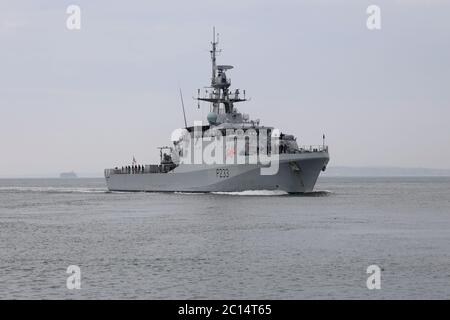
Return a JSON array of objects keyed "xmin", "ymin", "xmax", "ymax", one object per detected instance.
[{"xmin": 207, "ymin": 112, "xmax": 218, "ymax": 125}]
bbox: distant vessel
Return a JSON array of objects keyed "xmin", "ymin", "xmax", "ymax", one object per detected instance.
[
  {"xmin": 105, "ymin": 30, "xmax": 329, "ymax": 193},
  {"xmin": 60, "ymin": 171, "xmax": 78, "ymax": 179}
]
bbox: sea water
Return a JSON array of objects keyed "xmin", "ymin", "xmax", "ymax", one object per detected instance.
[{"xmin": 0, "ymin": 177, "xmax": 449, "ymax": 299}]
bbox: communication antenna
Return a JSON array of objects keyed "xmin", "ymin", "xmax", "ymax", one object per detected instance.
[{"xmin": 179, "ymin": 88, "xmax": 188, "ymax": 128}]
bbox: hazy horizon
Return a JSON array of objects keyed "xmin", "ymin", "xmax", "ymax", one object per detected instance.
[
  {"xmin": 2, "ymin": 165, "xmax": 450, "ymax": 179},
  {"xmin": 1, "ymin": 0, "xmax": 449, "ymax": 176}
]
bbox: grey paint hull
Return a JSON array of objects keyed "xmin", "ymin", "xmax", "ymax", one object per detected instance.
[{"xmin": 105, "ymin": 152, "xmax": 329, "ymax": 193}]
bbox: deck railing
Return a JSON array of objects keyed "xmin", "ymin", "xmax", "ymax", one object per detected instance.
[
  {"xmin": 297, "ymin": 145, "xmax": 329, "ymax": 153},
  {"xmin": 105, "ymin": 164, "xmax": 175, "ymax": 176}
]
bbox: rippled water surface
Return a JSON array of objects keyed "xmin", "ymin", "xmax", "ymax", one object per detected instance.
[{"xmin": 1, "ymin": 177, "xmax": 449, "ymax": 299}]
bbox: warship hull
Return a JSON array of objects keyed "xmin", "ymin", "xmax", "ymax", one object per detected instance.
[
  {"xmin": 105, "ymin": 152, "xmax": 329, "ymax": 193},
  {"xmin": 104, "ymin": 31, "xmax": 331, "ymax": 193}
]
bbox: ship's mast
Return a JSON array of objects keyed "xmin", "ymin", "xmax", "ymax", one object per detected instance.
[
  {"xmin": 211, "ymin": 27, "xmax": 218, "ymax": 84},
  {"xmin": 197, "ymin": 28, "xmax": 247, "ymax": 116},
  {"xmin": 210, "ymin": 27, "xmax": 220, "ymax": 113}
]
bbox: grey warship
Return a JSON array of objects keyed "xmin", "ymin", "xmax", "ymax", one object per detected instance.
[{"xmin": 105, "ymin": 31, "xmax": 329, "ymax": 193}]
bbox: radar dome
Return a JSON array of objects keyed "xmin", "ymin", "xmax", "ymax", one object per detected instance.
[{"xmin": 207, "ymin": 112, "xmax": 218, "ymax": 125}]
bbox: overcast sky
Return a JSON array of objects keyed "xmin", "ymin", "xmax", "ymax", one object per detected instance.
[{"xmin": 0, "ymin": 0, "xmax": 449, "ymax": 177}]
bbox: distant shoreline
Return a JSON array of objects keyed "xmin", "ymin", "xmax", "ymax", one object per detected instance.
[
  {"xmin": 1, "ymin": 166, "xmax": 450, "ymax": 179},
  {"xmin": 322, "ymin": 166, "xmax": 450, "ymax": 177}
]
